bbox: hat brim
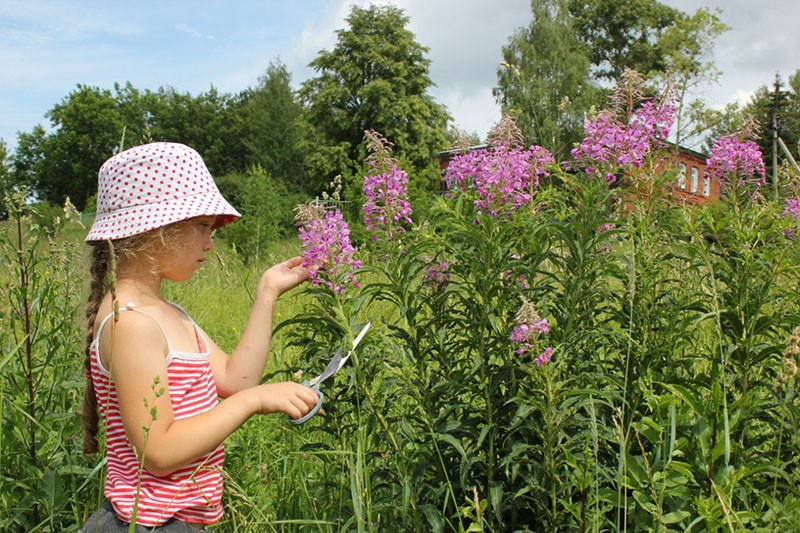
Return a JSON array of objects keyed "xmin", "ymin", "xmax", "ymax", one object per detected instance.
[{"xmin": 85, "ymin": 190, "xmax": 241, "ymax": 242}]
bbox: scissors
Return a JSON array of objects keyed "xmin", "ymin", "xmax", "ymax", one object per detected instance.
[{"xmin": 291, "ymin": 321, "xmax": 371, "ymax": 425}]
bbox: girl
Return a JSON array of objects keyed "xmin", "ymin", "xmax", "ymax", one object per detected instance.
[{"xmin": 81, "ymin": 142, "xmax": 318, "ymax": 531}]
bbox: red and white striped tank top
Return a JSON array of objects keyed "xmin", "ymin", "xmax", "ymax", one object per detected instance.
[{"xmin": 90, "ymin": 302, "xmax": 224, "ymax": 527}]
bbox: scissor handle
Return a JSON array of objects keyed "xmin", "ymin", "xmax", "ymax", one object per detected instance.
[{"xmin": 289, "ymin": 381, "xmax": 324, "ymax": 425}]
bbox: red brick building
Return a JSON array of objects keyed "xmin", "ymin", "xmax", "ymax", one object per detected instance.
[{"xmin": 669, "ymin": 145, "xmax": 716, "ymax": 204}]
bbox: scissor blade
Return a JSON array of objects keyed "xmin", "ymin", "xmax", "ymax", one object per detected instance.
[
  {"xmin": 307, "ymin": 322, "xmax": 371, "ymax": 387},
  {"xmin": 351, "ymin": 321, "xmax": 371, "ymax": 351},
  {"xmin": 308, "ymin": 347, "xmax": 343, "ymax": 387},
  {"xmin": 334, "ymin": 321, "xmax": 371, "ymax": 373}
]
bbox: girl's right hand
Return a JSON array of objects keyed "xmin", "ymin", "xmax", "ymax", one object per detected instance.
[
  {"xmin": 258, "ymin": 256, "xmax": 311, "ymax": 302},
  {"xmin": 251, "ymin": 382, "xmax": 319, "ymax": 420}
]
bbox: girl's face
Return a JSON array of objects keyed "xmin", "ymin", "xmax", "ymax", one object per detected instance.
[{"xmin": 158, "ymin": 216, "xmax": 217, "ymax": 282}]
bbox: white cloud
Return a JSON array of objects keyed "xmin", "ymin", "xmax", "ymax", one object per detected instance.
[
  {"xmin": 176, "ymin": 23, "xmax": 216, "ymax": 41},
  {"xmin": 3, "ymin": 0, "xmax": 799, "ymax": 153}
]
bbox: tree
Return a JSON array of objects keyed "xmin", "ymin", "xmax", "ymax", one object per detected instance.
[
  {"xmin": 657, "ymin": 7, "xmax": 729, "ymax": 151},
  {"xmin": 240, "ymin": 60, "xmax": 308, "ymax": 187},
  {"xmin": 0, "ymin": 139, "xmax": 10, "ymax": 191},
  {"xmin": 26, "ymin": 85, "xmax": 124, "ymax": 210},
  {"xmin": 143, "ymin": 85, "xmax": 246, "ymax": 177},
  {"xmin": 494, "ymin": 0, "xmax": 603, "ymax": 158},
  {"xmin": 568, "ymin": 0, "xmax": 681, "ymax": 81},
  {"xmin": 745, "ymin": 72, "xmax": 800, "ymax": 186},
  {"xmin": 299, "ymin": 4, "xmax": 450, "ymax": 196},
  {"xmin": 9, "ymin": 126, "xmax": 48, "ymax": 197}
]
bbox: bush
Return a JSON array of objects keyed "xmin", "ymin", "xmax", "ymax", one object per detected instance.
[{"xmin": 217, "ymin": 165, "xmax": 306, "ymax": 263}]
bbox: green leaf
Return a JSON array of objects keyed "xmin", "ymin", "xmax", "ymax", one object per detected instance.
[{"xmin": 662, "ymin": 510, "xmax": 691, "ymax": 524}]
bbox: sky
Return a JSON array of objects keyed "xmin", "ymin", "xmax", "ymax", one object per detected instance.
[{"xmin": 1, "ymin": 0, "xmax": 799, "ymax": 155}]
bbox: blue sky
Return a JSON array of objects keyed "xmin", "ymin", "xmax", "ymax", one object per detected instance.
[{"xmin": 2, "ymin": 0, "xmax": 799, "ymax": 155}]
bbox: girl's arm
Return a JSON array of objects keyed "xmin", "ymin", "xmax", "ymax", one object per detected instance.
[
  {"xmin": 208, "ymin": 256, "xmax": 310, "ymax": 398},
  {"xmin": 109, "ymin": 311, "xmax": 318, "ymax": 476}
]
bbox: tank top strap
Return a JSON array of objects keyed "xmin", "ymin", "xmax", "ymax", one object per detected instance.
[{"xmin": 95, "ymin": 301, "xmax": 174, "ymax": 353}]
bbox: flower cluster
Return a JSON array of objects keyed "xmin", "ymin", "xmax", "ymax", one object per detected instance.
[
  {"xmin": 363, "ymin": 164, "xmax": 413, "ymax": 241},
  {"xmin": 362, "ymin": 129, "xmax": 413, "ymax": 242},
  {"xmin": 445, "ymin": 143, "xmax": 554, "ymax": 218},
  {"xmin": 784, "ymin": 198, "xmax": 800, "ymax": 220},
  {"xmin": 706, "ymin": 134, "xmax": 766, "ymax": 189},
  {"xmin": 572, "ymin": 70, "xmax": 676, "ymax": 183},
  {"xmin": 423, "ymin": 260, "xmax": 450, "ymax": 291},
  {"xmin": 510, "ymin": 298, "xmax": 553, "ymax": 366},
  {"xmin": 295, "ymin": 201, "xmax": 361, "ymax": 294},
  {"xmin": 571, "ymin": 99, "xmax": 676, "ymax": 182}
]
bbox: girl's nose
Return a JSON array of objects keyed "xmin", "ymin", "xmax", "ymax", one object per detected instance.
[{"xmin": 204, "ymin": 233, "xmax": 214, "ymax": 251}]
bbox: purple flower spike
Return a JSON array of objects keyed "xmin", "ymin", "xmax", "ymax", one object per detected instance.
[
  {"xmin": 444, "ymin": 129, "xmax": 554, "ymax": 219},
  {"xmin": 706, "ymin": 134, "xmax": 766, "ymax": 189},
  {"xmin": 362, "ymin": 130, "xmax": 414, "ymax": 243},
  {"xmin": 510, "ymin": 298, "xmax": 553, "ymax": 365},
  {"xmin": 572, "ymin": 71, "xmax": 676, "ymax": 182},
  {"xmin": 363, "ymin": 164, "xmax": 413, "ymax": 241},
  {"xmin": 296, "ymin": 202, "xmax": 361, "ymax": 294},
  {"xmin": 784, "ymin": 198, "xmax": 800, "ymax": 220}
]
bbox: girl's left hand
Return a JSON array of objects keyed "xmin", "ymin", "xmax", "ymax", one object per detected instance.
[{"xmin": 258, "ymin": 256, "xmax": 310, "ymax": 301}]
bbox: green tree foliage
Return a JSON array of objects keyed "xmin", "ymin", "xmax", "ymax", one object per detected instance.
[
  {"xmin": 9, "ymin": 125, "xmax": 47, "ymax": 198},
  {"xmin": 19, "ymin": 85, "xmax": 124, "ymax": 210},
  {"xmin": 568, "ymin": 0, "xmax": 681, "ymax": 81},
  {"xmin": 240, "ymin": 61, "xmax": 308, "ymax": 188},
  {"xmin": 299, "ymin": 4, "xmax": 450, "ymax": 197},
  {"xmin": 746, "ymin": 72, "xmax": 800, "ymax": 184},
  {"xmin": 9, "ymin": 83, "xmax": 247, "ymax": 210},
  {"xmin": 143, "ymin": 85, "xmax": 246, "ymax": 177},
  {"xmin": 658, "ymin": 7, "xmax": 729, "ymax": 151},
  {"xmin": 494, "ymin": 0, "xmax": 604, "ymax": 158},
  {"xmin": 0, "ymin": 139, "xmax": 10, "ymax": 194},
  {"xmin": 217, "ymin": 165, "xmax": 302, "ymax": 264}
]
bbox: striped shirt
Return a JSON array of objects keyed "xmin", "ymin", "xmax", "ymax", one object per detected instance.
[{"xmin": 90, "ymin": 302, "xmax": 224, "ymax": 527}]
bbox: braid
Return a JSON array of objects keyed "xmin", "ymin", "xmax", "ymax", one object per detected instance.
[{"xmin": 82, "ymin": 241, "xmax": 113, "ymax": 455}]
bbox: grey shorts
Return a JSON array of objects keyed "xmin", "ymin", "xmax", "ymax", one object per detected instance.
[{"xmin": 81, "ymin": 501, "xmax": 213, "ymax": 532}]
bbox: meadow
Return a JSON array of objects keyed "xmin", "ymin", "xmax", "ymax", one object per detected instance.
[{"xmin": 2, "ymin": 77, "xmax": 800, "ymax": 532}]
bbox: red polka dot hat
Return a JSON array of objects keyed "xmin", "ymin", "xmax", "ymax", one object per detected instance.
[{"xmin": 85, "ymin": 142, "xmax": 241, "ymax": 242}]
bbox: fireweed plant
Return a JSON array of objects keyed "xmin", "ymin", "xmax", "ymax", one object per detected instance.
[
  {"xmin": 294, "ymin": 185, "xmax": 362, "ymax": 296},
  {"xmin": 281, "ymin": 68, "xmax": 800, "ymax": 532},
  {"xmin": 571, "ymin": 69, "xmax": 677, "ymax": 186},
  {"xmin": 362, "ymin": 129, "xmax": 413, "ymax": 243}
]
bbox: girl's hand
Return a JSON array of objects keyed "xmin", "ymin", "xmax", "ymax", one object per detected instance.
[
  {"xmin": 258, "ymin": 256, "xmax": 311, "ymax": 302},
  {"xmin": 250, "ymin": 382, "xmax": 319, "ymax": 420}
]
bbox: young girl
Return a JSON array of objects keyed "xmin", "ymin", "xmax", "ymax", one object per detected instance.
[{"xmin": 81, "ymin": 142, "xmax": 319, "ymax": 531}]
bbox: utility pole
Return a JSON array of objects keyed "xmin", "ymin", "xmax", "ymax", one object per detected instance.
[{"xmin": 772, "ymin": 113, "xmax": 779, "ymax": 198}]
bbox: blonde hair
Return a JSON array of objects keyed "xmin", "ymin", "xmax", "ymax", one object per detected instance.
[{"xmin": 81, "ymin": 222, "xmax": 193, "ymax": 455}]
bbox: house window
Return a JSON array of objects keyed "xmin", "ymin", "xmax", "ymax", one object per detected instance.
[
  {"xmin": 691, "ymin": 167, "xmax": 699, "ymax": 193},
  {"xmin": 678, "ymin": 163, "xmax": 687, "ymax": 190},
  {"xmin": 702, "ymin": 174, "xmax": 710, "ymax": 197}
]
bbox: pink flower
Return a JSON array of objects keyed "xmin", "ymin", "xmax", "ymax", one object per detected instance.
[
  {"xmin": 706, "ymin": 134, "xmax": 766, "ymax": 189},
  {"xmin": 362, "ymin": 129, "xmax": 413, "ymax": 242},
  {"xmin": 534, "ymin": 347, "xmax": 554, "ymax": 366},
  {"xmin": 296, "ymin": 202, "xmax": 361, "ymax": 294},
  {"xmin": 784, "ymin": 198, "xmax": 800, "ymax": 220},
  {"xmin": 510, "ymin": 298, "xmax": 553, "ymax": 364},
  {"xmin": 444, "ymin": 143, "xmax": 554, "ymax": 218},
  {"xmin": 572, "ymin": 72, "xmax": 676, "ymax": 183},
  {"xmin": 424, "ymin": 260, "xmax": 450, "ymax": 291},
  {"xmin": 363, "ymin": 164, "xmax": 413, "ymax": 241}
]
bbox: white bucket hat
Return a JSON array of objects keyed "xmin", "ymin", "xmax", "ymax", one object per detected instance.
[{"xmin": 85, "ymin": 142, "xmax": 240, "ymax": 241}]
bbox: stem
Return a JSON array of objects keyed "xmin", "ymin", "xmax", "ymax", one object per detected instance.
[{"xmin": 15, "ymin": 206, "xmax": 37, "ymax": 471}]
